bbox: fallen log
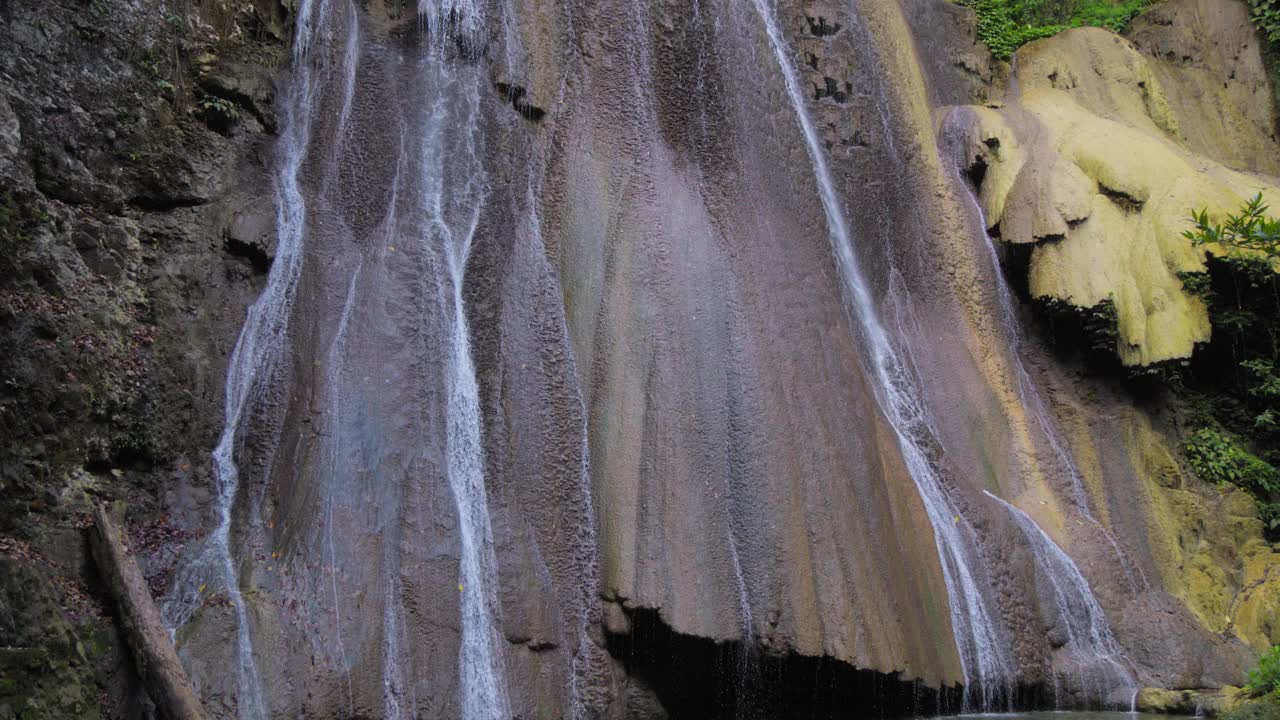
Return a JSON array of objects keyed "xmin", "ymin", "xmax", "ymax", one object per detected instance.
[{"xmin": 90, "ymin": 503, "xmax": 208, "ymax": 720}]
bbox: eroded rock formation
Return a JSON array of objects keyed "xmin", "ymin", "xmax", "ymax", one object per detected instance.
[{"xmin": 0, "ymin": 0, "xmax": 1277, "ymax": 718}]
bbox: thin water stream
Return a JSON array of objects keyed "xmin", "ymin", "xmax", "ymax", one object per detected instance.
[
  {"xmin": 931, "ymin": 88, "xmax": 1143, "ymax": 715},
  {"xmin": 937, "ymin": 109, "xmax": 1149, "ymax": 597},
  {"xmin": 746, "ymin": 0, "xmax": 1014, "ymax": 709},
  {"xmin": 985, "ymin": 492, "xmax": 1138, "ymax": 708},
  {"xmin": 161, "ymin": 1, "xmax": 339, "ymax": 715},
  {"xmin": 414, "ymin": 2, "xmax": 510, "ymax": 715},
  {"xmin": 165, "ymin": 1, "xmax": 516, "ymax": 715}
]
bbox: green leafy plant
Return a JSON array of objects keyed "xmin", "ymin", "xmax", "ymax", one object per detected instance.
[
  {"xmin": 959, "ymin": 0, "xmax": 1157, "ymax": 60},
  {"xmin": 1181, "ymin": 198, "xmax": 1280, "ymax": 442},
  {"xmin": 1248, "ymin": 0, "xmax": 1280, "ymax": 117},
  {"xmin": 1251, "ymin": 0, "xmax": 1280, "ymax": 45},
  {"xmin": 1036, "ymin": 295, "xmax": 1120, "ymax": 359},
  {"xmin": 197, "ymin": 96, "xmax": 239, "ymax": 120},
  {"xmin": 1185, "ymin": 428, "xmax": 1279, "ymax": 493},
  {"xmin": 1185, "ymin": 194, "xmax": 1280, "ymax": 262},
  {"xmin": 1185, "ymin": 428, "xmax": 1280, "ymax": 532},
  {"xmin": 1070, "ymin": 0, "xmax": 1152, "ymax": 30},
  {"xmin": 1247, "ymin": 644, "xmax": 1280, "ymax": 699},
  {"xmin": 196, "ymin": 95, "xmax": 241, "ymax": 134}
]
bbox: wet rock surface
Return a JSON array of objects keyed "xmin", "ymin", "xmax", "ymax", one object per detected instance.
[
  {"xmin": 0, "ymin": 0, "xmax": 1278, "ymax": 717},
  {"xmin": 0, "ymin": 0, "xmax": 286, "ymax": 716}
]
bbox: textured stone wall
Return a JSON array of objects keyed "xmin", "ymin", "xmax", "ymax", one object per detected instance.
[{"xmin": 2, "ymin": 0, "xmax": 1278, "ymax": 717}]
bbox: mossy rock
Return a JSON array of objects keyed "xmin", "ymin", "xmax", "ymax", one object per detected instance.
[{"xmin": 0, "ymin": 559, "xmax": 100, "ymax": 720}]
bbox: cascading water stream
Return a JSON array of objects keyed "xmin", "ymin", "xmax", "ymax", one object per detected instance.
[
  {"xmin": 745, "ymin": 0, "xmax": 1014, "ymax": 709},
  {"xmin": 984, "ymin": 492, "xmax": 1139, "ymax": 708},
  {"xmin": 440, "ymin": 192, "xmax": 511, "ymax": 720},
  {"xmin": 937, "ymin": 108, "xmax": 1150, "ymax": 597},
  {"xmin": 414, "ymin": 3, "xmax": 511, "ymax": 715},
  {"xmin": 161, "ymin": 2, "xmax": 342, "ymax": 715},
  {"xmin": 936, "ymin": 105, "xmax": 1145, "ymax": 709}
]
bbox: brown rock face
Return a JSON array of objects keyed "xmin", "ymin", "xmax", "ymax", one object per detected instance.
[{"xmin": 3, "ymin": 0, "xmax": 1279, "ymax": 717}]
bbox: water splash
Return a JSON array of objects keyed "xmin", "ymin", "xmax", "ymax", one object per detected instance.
[{"xmin": 746, "ymin": 0, "xmax": 1014, "ymax": 709}]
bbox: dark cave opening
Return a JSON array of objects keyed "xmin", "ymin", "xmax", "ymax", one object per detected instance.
[{"xmin": 603, "ymin": 606, "xmax": 1029, "ymax": 719}]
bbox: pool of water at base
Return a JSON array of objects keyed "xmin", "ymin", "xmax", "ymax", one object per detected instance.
[{"xmin": 936, "ymin": 707, "xmax": 1192, "ymax": 712}]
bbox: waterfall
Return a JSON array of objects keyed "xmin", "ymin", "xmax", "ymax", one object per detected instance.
[
  {"xmin": 413, "ymin": 3, "xmax": 511, "ymax": 714},
  {"xmin": 746, "ymin": 0, "xmax": 1014, "ymax": 709},
  {"xmin": 159, "ymin": 1, "xmax": 344, "ymax": 715},
  {"xmin": 937, "ymin": 109, "xmax": 1145, "ymax": 704},
  {"xmin": 985, "ymin": 492, "xmax": 1138, "ymax": 708},
  {"xmin": 441, "ymin": 218, "xmax": 512, "ymax": 720},
  {"xmin": 418, "ymin": 0, "xmax": 486, "ymax": 55},
  {"xmin": 937, "ymin": 108, "xmax": 1150, "ymax": 597}
]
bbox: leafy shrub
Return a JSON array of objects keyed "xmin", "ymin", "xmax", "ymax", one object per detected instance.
[
  {"xmin": 1034, "ymin": 295, "xmax": 1121, "ymax": 362},
  {"xmin": 1185, "ymin": 194, "xmax": 1280, "ymax": 262},
  {"xmin": 1182, "ymin": 198, "xmax": 1280, "ymax": 440},
  {"xmin": 197, "ymin": 95, "xmax": 240, "ymax": 134},
  {"xmin": 1185, "ymin": 428, "xmax": 1280, "ymax": 533},
  {"xmin": 1252, "ymin": 0, "xmax": 1280, "ymax": 45},
  {"xmin": 1185, "ymin": 428, "xmax": 1279, "ymax": 494},
  {"xmin": 1248, "ymin": 645, "xmax": 1280, "ymax": 699},
  {"xmin": 960, "ymin": 0, "xmax": 1156, "ymax": 60},
  {"xmin": 1071, "ymin": 0, "xmax": 1155, "ymax": 31},
  {"xmin": 1262, "ymin": 502, "xmax": 1280, "ymax": 534}
]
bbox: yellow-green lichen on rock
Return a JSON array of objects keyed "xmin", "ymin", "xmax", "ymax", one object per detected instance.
[
  {"xmin": 955, "ymin": 25, "xmax": 1280, "ymax": 366},
  {"xmin": 1137, "ymin": 685, "xmax": 1250, "ymax": 715},
  {"xmin": 1125, "ymin": 406, "xmax": 1280, "ymax": 652},
  {"xmin": 1231, "ymin": 550, "xmax": 1280, "ymax": 650}
]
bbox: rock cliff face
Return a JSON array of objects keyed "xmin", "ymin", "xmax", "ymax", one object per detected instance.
[
  {"xmin": 0, "ymin": 0, "xmax": 1277, "ymax": 718},
  {"xmin": 0, "ymin": 0, "xmax": 288, "ymax": 716}
]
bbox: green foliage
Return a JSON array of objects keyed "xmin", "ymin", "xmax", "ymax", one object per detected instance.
[
  {"xmin": 196, "ymin": 95, "xmax": 241, "ymax": 134},
  {"xmin": 1185, "ymin": 428, "xmax": 1279, "ymax": 494},
  {"xmin": 197, "ymin": 95, "xmax": 239, "ymax": 120},
  {"xmin": 1182, "ymin": 198, "xmax": 1280, "ymax": 442},
  {"xmin": 960, "ymin": 0, "xmax": 1157, "ymax": 60},
  {"xmin": 1177, "ymin": 269, "xmax": 1214, "ymax": 299},
  {"xmin": 1037, "ymin": 295, "xmax": 1120, "ymax": 359},
  {"xmin": 1262, "ymin": 502, "xmax": 1280, "ymax": 534},
  {"xmin": 961, "ymin": 0, "xmax": 1063, "ymax": 60},
  {"xmin": 1251, "ymin": 0, "xmax": 1280, "ymax": 45},
  {"xmin": 1185, "ymin": 428, "xmax": 1280, "ymax": 533},
  {"xmin": 1185, "ymin": 194, "xmax": 1280, "ymax": 262},
  {"xmin": 1070, "ymin": 0, "xmax": 1152, "ymax": 30},
  {"xmin": 1247, "ymin": 645, "xmax": 1280, "ymax": 699},
  {"xmin": 1253, "ymin": 0, "xmax": 1280, "ymax": 116}
]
